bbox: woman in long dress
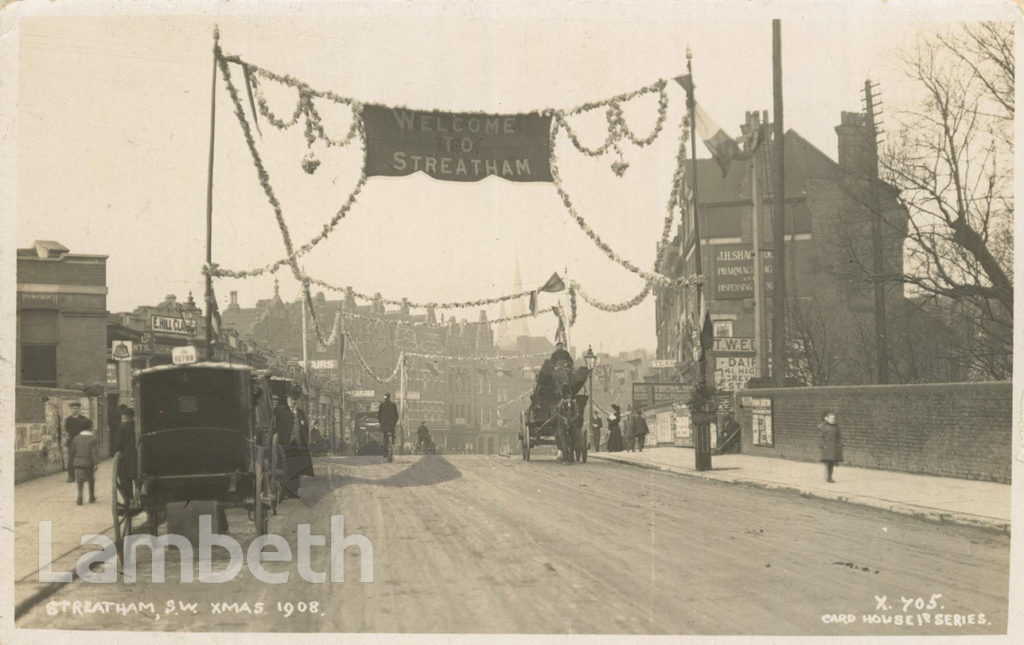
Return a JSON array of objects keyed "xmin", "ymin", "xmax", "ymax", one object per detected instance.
[{"xmin": 606, "ymin": 404, "xmax": 624, "ymax": 452}]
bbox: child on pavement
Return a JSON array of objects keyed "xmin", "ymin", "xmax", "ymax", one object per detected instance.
[{"xmin": 69, "ymin": 427, "xmax": 100, "ymax": 505}]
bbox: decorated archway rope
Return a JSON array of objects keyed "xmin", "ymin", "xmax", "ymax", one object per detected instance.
[{"xmin": 209, "ymin": 37, "xmax": 702, "ymax": 349}]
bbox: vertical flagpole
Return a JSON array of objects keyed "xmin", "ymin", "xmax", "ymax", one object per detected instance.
[
  {"xmin": 204, "ymin": 27, "xmax": 220, "ymax": 361},
  {"xmin": 771, "ymin": 19, "xmax": 787, "ymax": 386},
  {"xmin": 685, "ymin": 48, "xmax": 711, "ymax": 472},
  {"xmin": 685, "ymin": 49, "xmax": 705, "ymax": 385},
  {"xmin": 338, "ymin": 305, "xmax": 346, "ymax": 452}
]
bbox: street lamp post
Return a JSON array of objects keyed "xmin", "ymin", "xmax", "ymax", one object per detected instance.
[{"xmin": 584, "ymin": 346, "xmax": 597, "ymax": 454}]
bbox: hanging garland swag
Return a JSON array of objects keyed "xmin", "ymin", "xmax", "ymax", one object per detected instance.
[{"xmin": 209, "ymin": 43, "xmax": 703, "ymax": 345}]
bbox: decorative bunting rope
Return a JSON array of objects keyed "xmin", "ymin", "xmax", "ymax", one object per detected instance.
[
  {"xmin": 338, "ymin": 306, "xmax": 555, "ymax": 328},
  {"xmin": 569, "ymin": 279, "xmax": 652, "ymax": 312},
  {"xmin": 344, "ymin": 331, "xmax": 405, "ymax": 384},
  {"xmin": 405, "ymin": 350, "xmax": 549, "ymax": 362},
  {"xmin": 212, "ymin": 47, "xmax": 704, "ymax": 342}
]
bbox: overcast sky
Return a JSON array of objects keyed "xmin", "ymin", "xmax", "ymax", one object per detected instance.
[{"xmin": 4, "ymin": 0, "xmax": 1016, "ymax": 354}]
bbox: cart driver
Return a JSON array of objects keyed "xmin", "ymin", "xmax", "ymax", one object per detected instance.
[{"xmin": 550, "ymin": 341, "xmax": 573, "ymax": 368}]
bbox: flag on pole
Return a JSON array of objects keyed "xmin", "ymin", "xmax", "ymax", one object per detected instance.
[
  {"xmin": 675, "ymin": 75, "xmax": 741, "ymax": 177},
  {"xmin": 538, "ymin": 272, "xmax": 565, "ymax": 293},
  {"xmin": 699, "ymin": 306, "xmax": 714, "ymax": 359}
]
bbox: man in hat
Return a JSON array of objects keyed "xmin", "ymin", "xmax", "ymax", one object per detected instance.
[
  {"xmin": 63, "ymin": 401, "xmax": 93, "ymax": 482},
  {"xmin": 628, "ymin": 405, "xmax": 650, "ymax": 452},
  {"xmin": 377, "ymin": 393, "xmax": 399, "ymax": 456},
  {"xmin": 550, "ymin": 341, "xmax": 573, "ymax": 367}
]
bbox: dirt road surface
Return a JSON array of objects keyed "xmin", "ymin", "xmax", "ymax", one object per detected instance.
[{"xmin": 16, "ymin": 453, "xmax": 1009, "ymax": 635}]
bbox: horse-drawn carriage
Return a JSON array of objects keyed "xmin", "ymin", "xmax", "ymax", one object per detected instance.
[
  {"xmin": 520, "ymin": 358, "xmax": 590, "ymax": 463},
  {"xmin": 111, "ymin": 362, "xmax": 280, "ymax": 558}
]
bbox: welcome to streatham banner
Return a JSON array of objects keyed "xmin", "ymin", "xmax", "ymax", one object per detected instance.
[{"xmin": 363, "ymin": 106, "xmax": 553, "ymax": 183}]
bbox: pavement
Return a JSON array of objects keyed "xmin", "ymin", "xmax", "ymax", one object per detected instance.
[
  {"xmin": 13, "ymin": 458, "xmax": 120, "ymax": 616},
  {"xmin": 588, "ymin": 446, "xmax": 1011, "ymax": 533}
]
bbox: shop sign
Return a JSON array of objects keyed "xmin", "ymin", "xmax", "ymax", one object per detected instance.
[
  {"xmin": 150, "ymin": 314, "xmax": 197, "ymax": 336},
  {"xmin": 405, "ymin": 391, "xmax": 420, "ymax": 401},
  {"xmin": 111, "ymin": 340, "xmax": 133, "ymax": 361},
  {"xmin": 714, "ymin": 355, "xmax": 757, "ymax": 391},
  {"xmin": 711, "ymin": 245, "xmax": 774, "ymax": 300},
  {"xmin": 106, "ymin": 362, "xmax": 118, "ymax": 388},
  {"xmin": 349, "ymin": 389, "xmax": 376, "ymax": 399}
]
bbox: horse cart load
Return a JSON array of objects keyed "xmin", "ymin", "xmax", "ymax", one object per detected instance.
[{"xmin": 520, "ymin": 358, "xmax": 590, "ymax": 463}]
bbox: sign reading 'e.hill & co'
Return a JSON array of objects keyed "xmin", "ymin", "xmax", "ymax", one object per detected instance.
[{"xmin": 150, "ymin": 315, "xmax": 197, "ymax": 336}]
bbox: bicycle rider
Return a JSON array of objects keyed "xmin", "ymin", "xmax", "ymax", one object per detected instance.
[{"xmin": 377, "ymin": 393, "xmax": 399, "ymax": 456}]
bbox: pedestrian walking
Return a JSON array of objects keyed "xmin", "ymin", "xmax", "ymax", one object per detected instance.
[
  {"xmin": 589, "ymin": 412, "xmax": 603, "ymax": 453},
  {"xmin": 293, "ymin": 394, "xmax": 315, "ymax": 478},
  {"xmin": 377, "ymin": 393, "xmax": 399, "ymax": 454},
  {"xmin": 271, "ymin": 393, "xmax": 301, "ymax": 498},
  {"xmin": 628, "ymin": 406, "xmax": 650, "ymax": 452},
  {"xmin": 69, "ymin": 426, "xmax": 100, "ymax": 505},
  {"xmin": 819, "ymin": 411, "xmax": 844, "ymax": 483},
  {"xmin": 63, "ymin": 401, "xmax": 92, "ymax": 482},
  {"xmin": 606, "ymin": 404, "xmax": 624, "ymax": 452}
]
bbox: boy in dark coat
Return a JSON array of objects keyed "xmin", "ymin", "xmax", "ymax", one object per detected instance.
[
  {"xmin": 819, "ymin": 411, "xmax": 844, "ymax": 483},
  {"xmin": 69, "ymin": 427, "xmax": 100, "ymax": 504},
  {"xmin": 63, "ymin": 401, "xmax": 93, "ymax": 482}
]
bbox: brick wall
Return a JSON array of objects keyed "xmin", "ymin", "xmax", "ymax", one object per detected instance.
[
  {"xmin": 57, "ymin": 312, "xmax": 108, "ymax": 387},
  {"xmin": 734, "ymin": 382, "xmax": 1011, "ymax": 483}
]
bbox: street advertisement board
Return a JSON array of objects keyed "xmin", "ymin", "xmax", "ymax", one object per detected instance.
[
  {"xmin": 744, "ymin": 396, "xmax": 774, "ymax": 446},
  {"xmin": 632, "ymin": 382, "xmax": 688, "ymax": 409}
]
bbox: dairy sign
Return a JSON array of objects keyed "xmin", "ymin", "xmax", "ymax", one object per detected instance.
[
  {"xmin": 363, "ymin": 106, "xmax": 553, "ymax": 183},
  {"xmin": 715, "ymin": 355, "xmax": 757, "ymax": 391},
  {"xmin": 150, "ymin": 315, "xmax": 197, "ymax": 336}
]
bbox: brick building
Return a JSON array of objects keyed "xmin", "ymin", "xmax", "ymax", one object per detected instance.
[
  {"xmin": 222, "ymin": 287, "xmax": 542, "ymax": 454},
  {"xmin": 15, "ymin": 241, "xmax": 109, "ymax": 481},
  {"xmin": 656, "ymin": 110, "xmax": 912, "ymax": 390},
  {"xmin": 16, "ymin": 240, "xmax": 108, "ymax": 389}
]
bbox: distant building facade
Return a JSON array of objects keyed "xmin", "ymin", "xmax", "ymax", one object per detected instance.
[
  {"xmin": 222, "ymin": 287, "xmax": 543, "ymax": 454},
  {"xmin": 656, "ymin": 110, "xmax": 912, "ymax": 389}
]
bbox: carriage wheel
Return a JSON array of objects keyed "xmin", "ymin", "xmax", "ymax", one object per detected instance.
[{"xmin": 111, "ymin": 452, "xmax": 133, "ymax": 557}]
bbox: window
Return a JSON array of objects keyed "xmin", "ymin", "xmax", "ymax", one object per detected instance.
[
  {"xmin": 20, "ymin": 309, "xmax": 58, "ymax": 388},
  {"xmin": 713, "ymin": 320, "xmax": 733, "ymax": 338},
  {"xmin": 21, "ymin": 344, "xmax": 57, "ymax": 388}
]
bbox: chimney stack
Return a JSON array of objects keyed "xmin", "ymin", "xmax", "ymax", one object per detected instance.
[{"xmin": 835, "ymin": 111, "xmax": 873, "ymax": 176}]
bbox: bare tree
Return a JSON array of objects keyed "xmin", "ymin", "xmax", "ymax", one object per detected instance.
[{"xmin": 878, "ymin": 22, "xmax": 1013, "ymax": 379}]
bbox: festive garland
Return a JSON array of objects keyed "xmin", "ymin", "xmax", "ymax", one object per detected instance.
[
  {"xmin": 344, "ymin": 330, "xmax": 405, "ymax": 384},
  {"xmin": 404, "ymin": 350, "xmax": 549, "ymax": 362},
  {"xmin": 338, "ymin": 306, "xmax": 554, "ymax": 328},
  {"xmin": 303, "ymin": 276, "xmax": 536, "ymax": 311},
  {"xmin": 570, "ymin": 279, "xmax": 652, "ymax": 312},
  {"xmin": 213, "ymin": 47, "xmax": 705, "ymax": 330}
]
